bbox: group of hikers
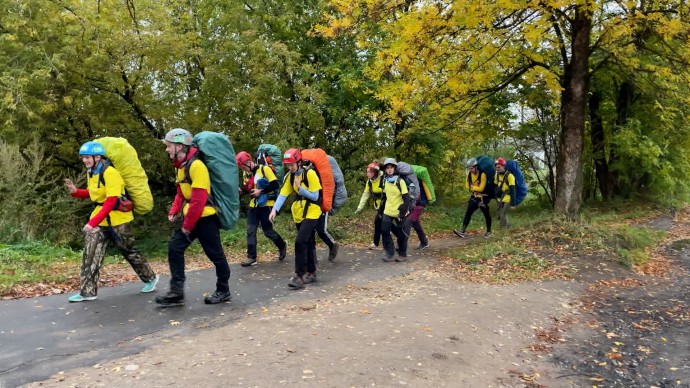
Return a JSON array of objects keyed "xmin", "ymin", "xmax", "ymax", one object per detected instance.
[{"xmin": 63, "ymin": 129, "xmax": 522, "ymax": 307}]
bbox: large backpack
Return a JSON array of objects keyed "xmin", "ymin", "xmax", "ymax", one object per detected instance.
[
  {"xmin": 504, "ymin": 160, "xmax": 528, "ymax": 205},
  {"xmin": 95, "ymin": 137, "xmax": 154, "ymax": 214},
  {"xmin": 394, "ymin": 162, "xmax": 420, "ymax": 211},
  {"xmin": 256, "ymin": 144, "xmax": 284, "ymax": 183},
  {"xmin": 473, "ymin": 155, "xmax": 496, "ymax": 199},
  {"xmin": 328, "ymin": 155, "xmax": 348, "ymax": 213},
  {"xmin": 412, "ymin": 165, "xmax": 436, "ymax": 205},
  {"xmin": 300, "ymin": 148, "xmax": 334, "ymax": 212},
  {"xmin": 185, "ymin": 132, "xmax": 240, "ymax": 230}
]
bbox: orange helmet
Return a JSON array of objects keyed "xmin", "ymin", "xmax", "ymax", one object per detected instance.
[
  {"xmin": 283, "ymin": 148, "xmax": 302, "ymax": 164},
  {"xmin": 495, "ymin": 157, "xmax": 506, "ymax": 166},
  {"xmin": 367, "ymin": 162, "xmax": 380, "ymax": 172},
  {"xmin": 236, "ymin": 151, "xmax": 252, "ymax": 166}
]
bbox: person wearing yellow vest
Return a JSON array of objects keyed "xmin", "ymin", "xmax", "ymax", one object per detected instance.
[
  {"xmin": 378, "ymin": 158, "xmax": 412, "ymax": 262},
  {"xmin": 494, "ymin": 157, "xmax": 517, "ymax": 228},
  {"xmin": 236, "ymin": 151, "xmax": 287, "ymax": 267},
  {"xmin": 155, "ymin": 128, "xmax": 231, "ymax": 307},
  {"xmin": 63, "ymin": 141, "xmax": 158, "ymax": 303},
  {"xmin": 354, "ymin": 162, "xmax": 384, "ymax": 250},
  {"xmin": 453, "ymin": 158, "xmax": 492, "ymax": 238},
  {"xmin": 269, "ymin": 148, "xmax": 322, "ymax": 289}
]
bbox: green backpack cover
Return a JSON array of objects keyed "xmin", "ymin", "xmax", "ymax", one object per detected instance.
[
  {"xmin": 412, "ymin": 165, "xmax": 436, "ymax": 204},
  {"xmin": 95, "ymin": 137, "xmax": 154, "ymax": 214},
  {"xmin": 190, "ymin": 132, "xmax": 240, "ymax": 230},
  {"xmin": 256, "ymin": 144, "xmax": 284, "ymax": 183}
]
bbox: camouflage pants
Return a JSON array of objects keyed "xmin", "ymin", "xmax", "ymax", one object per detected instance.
[{"xmin": 80, "ymin": 223, "xmax": 156, "ymax": 297}]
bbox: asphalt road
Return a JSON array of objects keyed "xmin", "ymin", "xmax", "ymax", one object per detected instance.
[{"xmin": 0, "ymin": 246, "xmax": 414, "ymax": 387}]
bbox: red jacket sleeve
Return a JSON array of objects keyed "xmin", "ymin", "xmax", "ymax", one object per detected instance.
[
  {"xmin": 87, "ymin": 196, "xmax": 117, "ymax": 227},
  {"xmin": 169, "ymin": 185, "xmax": 185, "ymax": 216},
  {"xmin": 71, "ymin": 189, "xmax": 90, "ymax": 199},
  {"xmin": 182, "ymin": 188, "xmax": 208, "ymax": 231}
]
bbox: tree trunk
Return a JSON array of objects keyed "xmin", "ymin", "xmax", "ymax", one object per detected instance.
[
  {"xmin": 589, "ymin": 90, "xmax": 612, "ymax": 200},
  {"xmin": 555, "ymin": 6, "xmax": 591, "ymax": 218}
]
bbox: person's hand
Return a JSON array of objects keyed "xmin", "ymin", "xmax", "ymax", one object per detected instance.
[
  {"xmin": 181, "ymin": 227, "xmax": 191, "ymax": 235},
  {"xmin": 294, "ymin": 174, "xmax": 302, "ymax": 188},
  {"xmin": 168, "ymin": 213, "xmax": 179, "ymax": 222},
  {"xmin": 82, "ymin": 224, "xmax": 98, "ymax": 234},
  {"xmin": 64, "ymin": 178, "xmax": 77, "ymax": 194},
  {"xmin": 269, "ymin": 209, "xmax": 277, "ymax": 222},
  {"xmin": 251, "ymin": 188, "xmax": 262, "ymax": 198}
]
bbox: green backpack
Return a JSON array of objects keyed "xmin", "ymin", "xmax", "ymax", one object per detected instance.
[{"xmin": 185, "ymin": 132, "xmax": 240, "ymax": 230}]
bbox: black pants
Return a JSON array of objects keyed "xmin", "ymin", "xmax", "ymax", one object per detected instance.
[
  {"xmin": 315, "ymin": 212, "xmax": 336, "ymax": 249},
  {"xmin": 461, "ymin": 196, "xmax": 492, "ymax": 232},
  {"xmin": 168, "ymin": 215, "xmax": 230, "ymax": 294},
  {"xmin": 295, "ymin": 218, "xmax": 318, "ymax": 276},
  {"xmin": 246, "ymin": 206, "xmax": 286, "ymax": 259},
  {"xmin": 381, "ymin": 215, "xmax": 408, "ymax": 257},
  {"xmin": 405, "ymin": 219, "xmax": 428, "ymax": 244},
  {"xmin": 373, "ymin": 213, "xmax": 382, "ymax": 246}
]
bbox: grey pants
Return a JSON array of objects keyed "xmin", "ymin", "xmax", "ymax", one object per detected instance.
[
  {"xmin": 497, "ymin": 202, "xmax": 509, "ymax": 228},
  {"xmin": 80, "ymin": 223, "xmax": 156, "ymax": 297}
]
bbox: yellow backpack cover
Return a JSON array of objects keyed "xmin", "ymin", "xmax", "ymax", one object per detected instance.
[{"xmin": 95, "ymin": 137, "xmax": 154, "ymax": 214}]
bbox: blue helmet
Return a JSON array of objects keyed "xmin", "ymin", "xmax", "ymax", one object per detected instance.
[
  {"xmin": 163, "ymin": 128, "xmax": 193, "ymax": 146},
  {"xmin": 79, "ymin": 141, "xmax": 106, "ymax": 156}
]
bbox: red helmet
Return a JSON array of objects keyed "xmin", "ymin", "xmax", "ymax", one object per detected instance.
[
  {"xmin": 495, "ymin": 157, "xmax": 506, "ymax": 166},
  {"xmin": 236, "ymin": 151, "xmax": 252, "ymax": 166},
  {"xmin": 283, "ymin": 148, "xmax": 302, "ymax": 164},
  {"xmin": 367, "ymin": 162, "xmax": 380, "ymax": 172}
]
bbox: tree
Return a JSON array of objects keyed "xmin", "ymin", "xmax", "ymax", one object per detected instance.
[{"xmin": 319, "ymin": 0, "xmax": 690, "ymax": 217}]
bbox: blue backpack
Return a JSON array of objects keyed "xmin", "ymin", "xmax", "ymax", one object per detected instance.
[
  {"xmin": 474, "ymin": 156, "xmax": 496, "ymax": 199},
  {"xmin": 504, "ymin": 160, "xmax": 527, "ymax": 205}
]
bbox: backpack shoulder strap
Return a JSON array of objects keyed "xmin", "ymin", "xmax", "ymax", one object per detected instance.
[{"xmin": 182, "ymin": 154, "xmax": 199, "ymax": 184}]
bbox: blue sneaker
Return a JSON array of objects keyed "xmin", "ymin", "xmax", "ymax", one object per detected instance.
[
  {"xmin": 141, "ymin": 275, "xmax": 159, "ymax": 293},
  {"xmin": 68, "ymin": 294, "xmax": 97, "ymax": 303}
]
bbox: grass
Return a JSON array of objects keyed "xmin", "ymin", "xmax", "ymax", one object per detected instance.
[{"xmin": 0, "ymin": 197, "xmax": 677, "ymax": 295}]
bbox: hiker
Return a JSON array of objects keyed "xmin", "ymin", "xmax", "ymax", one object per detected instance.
[
  {"xmin": 236, "ymin": 151, "xmax": 287, "ymax": 267},
  {"xmin": 269, "ymin": 148, "xmax": 322, "ymax": 289},
  {"xmin": 354, "ymin": 162, "xmax": 384, "ymax": 249},
  {"xmin": 454, "ymin": 158, "xmax": 492, "ymax": 238},
  {"xmin": 63, "ymin": 141, "xmax": 158, "ymax": 303},
  {"xmin": 155, "ymin": 128, "xmax": 231, "ymax": 306},
  {"xmin": 378, "ymin": 158, "xmax": 411, "ymax": 262},
  {"xmin": 494, "ymin": 157, "xmax": 517, "ymax": 228}
]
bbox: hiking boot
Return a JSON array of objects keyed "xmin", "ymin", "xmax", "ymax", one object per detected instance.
[
  {"xmin": 155, "ymin": 291, "xmax": 184, "ymax": 307},
  {"xmin": 278, "ymin": 245, "xmax": 287, "ymax": 261},
  {"xmin": 368, "ymin": 243, "xmax": 377, "ymax": 250},
  {"xmin": 328, "ymin": 243, "xmax": 339, "ymax": 262},
  {"xmin": 303, "ymin": 272, "xmax": 317, "ymax": 284},
  {"xmin": 416, "ymin": 241, "xmax": 429, "ymax": 250},
  {"xmin": 140, "ymin": 274, "xmax": 159, "ymax": 293},
  {"xmin": 382, "ymin": 255, "xmax": 395, "ymax": 262},
  {"xmin": 68, "ymin": 294, "xmax": 97, "ymax": 303},
  {"xmin": 484, "ymin": 231, "xmax": 492, "ymax": 238},
  {"xmin": 395, "ymin": 255, "xmax": 408, "ymax": 262},
  {"xmin": 453, "ymin": 229, "xmax": 466, "ymax": 238},
  {"xmin": 204, "ymin": 290, "xmax": 232, "ymax": 304},
  {"xmin": 241, "ymin": 257, "xmax": 257, "ymax": 267},
  {"xmin": 288, "ymin": 274, "xmax": 305, "ymax": 289}
]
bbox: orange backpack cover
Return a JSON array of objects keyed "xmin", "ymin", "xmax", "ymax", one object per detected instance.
[{"xmin": 301, "ymin": 148, "xmax": 335, "ymax": 212}]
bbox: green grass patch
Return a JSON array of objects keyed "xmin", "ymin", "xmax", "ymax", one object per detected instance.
[{"xmin": 0, "ymin": 241, "xmax": 81, "ymax": 294}]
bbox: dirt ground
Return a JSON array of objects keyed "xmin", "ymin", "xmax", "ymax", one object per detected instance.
[{"xmin": 24, "ymin": 213, "xmax": 690, "ymax": 387}]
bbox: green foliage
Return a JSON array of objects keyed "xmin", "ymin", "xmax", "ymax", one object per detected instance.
[{"xmin": 0, "ymin": 241, "xmax": 80, "ymax": 294}]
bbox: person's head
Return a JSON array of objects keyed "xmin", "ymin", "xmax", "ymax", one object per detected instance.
[
  {"xmin": 366, "ymin": 162, "xmax": 380, "ymax": 179},
  {"xmin": 466, "ymin": 158, "xmax": 478, "ymax": 173},
  {"xmin": 283, "ymin": 148, "xmax": 302, "ymax": 173},
  {"xmin": 383, "ymin": 158, "xmax": 397, "ymax": 177},
  {"xmin": 162, "ymin": 128, "xmax": 193, "ymax": 162},
  {"xmin": 78, "ymin": 141, "xmax": 106, "ymax": 170},
  {"xmin": 236, "ymin": 151, "xmax": 254, "ymax": 172},
  {"xmin": 495, "ymin": 157, "xmax": 506, "ymax": 173}
]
